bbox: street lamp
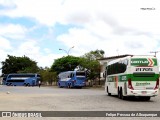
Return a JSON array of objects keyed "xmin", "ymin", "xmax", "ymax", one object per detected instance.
[
  {"xmin": 150, "ymin": 51, "xmax": 160, "ymax": 57},
  {"xmin": 59, "ymin": 46, "xmax": 74, "ymax": 55}
]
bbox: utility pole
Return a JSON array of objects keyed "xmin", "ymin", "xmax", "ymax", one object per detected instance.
[{"xmin": 150, "ymin": 51, "xmax": 160, "ymax": 57}]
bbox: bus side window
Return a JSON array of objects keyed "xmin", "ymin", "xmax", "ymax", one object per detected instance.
[{"xmin": 70, "ymin": 73, "xmax": 74, "ymax": 78}]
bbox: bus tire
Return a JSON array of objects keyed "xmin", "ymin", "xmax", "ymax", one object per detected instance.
[
  {"xmin": 118, "ymin": 88, "xmax": 123, "ymax": 99},
  {"xmin": 140, "ymin": 97, "xmax": 151, "ymax": 101},
  {"xmin": 27, "ymin": 83, "xmax": 30, "ymax": 87},
  {"xmin": 107, "ymin": 87, "xmax": 111, "ymax": 96},
  {"xmin": 118, "ymin": 87, "xmax": 121, "ymax": 99},
  {"xmin": 144, "ymin": 97, "xmax": 151, "ymax": 101},
  {"xmin": 120, "ymin": 88, "xmax": 126, "ymax": 100},
  {"xmin": 58, "ymin": 83, "xmax": 62, "ymax": 88},
  {"xmin": 68, "ymin": 83, "xmax": 71, "ymax": 88}
]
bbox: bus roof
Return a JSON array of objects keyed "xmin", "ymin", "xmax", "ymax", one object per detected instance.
[
  {"xmin": 107, "ymin": 55, "xmax": 157, "ymax": 66},
  {"xmin": 8, "ymin": 73, "xmax": 38, "ymax": 75},
  {"xmin": 58, "ymin": 71, "xmax": 85, "ymax": 74}
]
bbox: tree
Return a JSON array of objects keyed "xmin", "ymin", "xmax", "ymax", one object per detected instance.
[
  {"xmin": 39, "ymin": 68, "xmax": 57, "ymax": 85},
  {"xmin": 80, "ymin": 49, "xmax": 105, "ymax": 81},
  {"xmin": 50, "ymin": 56, "xmax": 81, "ymax": 74},
  {"xmin": 1, "ymin": 55, "xmax": 39, "ymax": 74},
  {"xmin": 83, "ymin": 49, "xmax": 105, "ymax": 60}
]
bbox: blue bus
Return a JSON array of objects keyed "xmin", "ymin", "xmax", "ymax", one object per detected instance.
[
  {"xmin": 3, "ymin": 73, "xmax": 41, "ymax": 86},
  {"xmin": 58, "ymin": 71, "xmax": 86, "ymax": 88}
]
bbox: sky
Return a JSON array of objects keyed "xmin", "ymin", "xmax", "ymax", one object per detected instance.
[{"xmin": 0, "ymin": 0, "xmax": 160, "ymax": 74}]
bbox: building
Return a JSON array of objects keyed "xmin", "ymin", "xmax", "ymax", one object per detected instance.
[{"xmin": 98, "ymin": 54, "xmax": 132, "ymax": 80}]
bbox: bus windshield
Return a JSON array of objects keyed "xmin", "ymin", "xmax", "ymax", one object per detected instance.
[
  {"xmin": 76, "ymin": 72, "xmax": 85, "ymax": 76},
  {"xmin": 8, "ymin": 74, "xmax": 35, "ymax": 78},
  {"xmin": 133, "ymin": 72, "xmax": 155, "ymax": 77}
]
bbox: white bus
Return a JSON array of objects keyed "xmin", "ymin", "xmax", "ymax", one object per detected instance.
[{"xmin": 105, "ymin": 55, "xmax": 159, "ymax": 101}]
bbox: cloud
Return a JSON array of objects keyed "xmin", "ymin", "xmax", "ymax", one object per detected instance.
[
  {"xmin": 0, "ymin": 0, "xmax": 16, "ymax": 11},
  {"xmin": 1, "ymin": 0, "xmax": 159, "ymax": 30},
  {"xmin": 3, "ymin": 40, "xmax": 61, "ymax": 68},
  {"xmin": 0, "ymin": 24, "xmax": 27, "ymax": 39},
  {"xmin": 0, "ymin": 0, "xmax": 64, "ymax": 26},
  {"xmin": 0, "ymin": 0, "xmax": 160, "ymax": 73},
  {"xmin": 55, "ymin": 0, "xmax": 160, "ymax": 57},
  {"xmin": 0, "ymin": 37, "xmax": 12, "ymax": 72},
  {"xmin": 0, "ymin": 36, "xmax": 12, "ymax": 50},
  {"xmin": 57, "ymin": 25, "xmax": 160, "ymax": 57}
]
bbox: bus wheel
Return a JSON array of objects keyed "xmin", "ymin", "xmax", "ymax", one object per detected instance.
[
  {"xmin": 120, "ymin": 88, "xmax": 126, "ymax": 100},
  {"xmin": 68, "ymin": 83, "xmax": 71, "ymax": 88},
  {"xmin": 27, "ymin": 83, "xmax": 30, "ymax": 87},
  {"xmin": 140, "ymin": 97, "xmax": 151, "ymax": 101},
  {"xmin": 118, "ymin": 88, "xmax": 121, "ymax": 99},
  {"xmin": 118, "ymin": 88, "xmax": 123, "ymax": 99},
  {"xmin": 144, "ymin": 97, "xmax": 151, "ymax": 101},
  {"xmin": 58, "ymin": 83, "xmax": 62, "ymax": 88},
  {"xmin": 107, "ymin": 87, "xmax": 111, "ymax": 96}
]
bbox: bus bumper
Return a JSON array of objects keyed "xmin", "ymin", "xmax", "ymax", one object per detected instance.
[
  {"xmin": 74, "ymin": 83, "xmax": 86, "ymax": 87},
  {"xmin": 127, "ymin": 89, "xmax": 159, "ymax": 97}
]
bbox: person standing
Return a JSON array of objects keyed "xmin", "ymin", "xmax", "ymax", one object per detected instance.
[{"xmin": 38, "ymin": 80, "xmax": 41, "ymax": 88}]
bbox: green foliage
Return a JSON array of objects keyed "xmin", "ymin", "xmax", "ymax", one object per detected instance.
[
  {"xmin": 39, "ymin": 68, "xmax": 57, "ymax": 85},
  {"xmin": 1, "ymin": 49, "xmax": 105, "ymax": 85},
  {"xmin": 51, "ymin": 56, "xmax": 81, "ymax": 74},
  {"xmin": 79, "ymin": 57, "xmax": 100, "ymax": 80},
  {"xmin": 50, "ymin": 49, "xmax": 105, "ymax": 81},
  {"xmin": 1, "ymin": 55, "xmax": 39, "ymax": 74},
  {"xmin": 82, "ymin": 49, "xmax": 105, "ymax": 60},
  {"xmin": 80, "ymin": 49, "xmax": 105, "ymax": 80}
]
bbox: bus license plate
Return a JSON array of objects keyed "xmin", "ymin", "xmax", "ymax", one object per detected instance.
[{"xmin": 142, "ymin": 91, "xmax": 147, "ymax": 94}]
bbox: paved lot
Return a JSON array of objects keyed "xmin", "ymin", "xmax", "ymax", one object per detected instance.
[{"xmin": 0, "ymin": 85, "xmax": 160, "ymax": 120}]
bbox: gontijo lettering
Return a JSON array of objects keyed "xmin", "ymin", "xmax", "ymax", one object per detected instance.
[
  {"xmin": 131, "ymin": 58, "xmax": 157, "ymax": 66},
  {"xmin": 131, "ymin": 60, "xmax": 148, "ymax": 64}
]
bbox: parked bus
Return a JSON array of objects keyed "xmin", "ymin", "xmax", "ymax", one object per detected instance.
[
  {"xmin": 58, "ymin": 71, "xmax": 86, "ymax": 88},
  {"xmin": 105, "ymin": 55, "xmax": 159, "ymax": 101},
  {"xmin": 4, "ymin": 73, "xmax": 41, "ymax": 86}
]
